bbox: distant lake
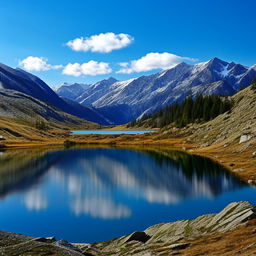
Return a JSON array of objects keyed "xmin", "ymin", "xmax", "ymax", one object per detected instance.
[
  {"xmin": 0, "ymin": 147, "xmax": 255, "ymax": 243},
  {"xmin": 71, "ymin": 130, "xmax": 155, "ymax": 135}
]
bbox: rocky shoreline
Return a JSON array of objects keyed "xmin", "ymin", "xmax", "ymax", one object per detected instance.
[{"xmin": 0, "ymin": 201, "xmax": 255, "ymax": 256}]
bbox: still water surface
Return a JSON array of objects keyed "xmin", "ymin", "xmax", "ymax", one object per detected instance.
[
  {"xmin": 0, "ymin": 147, "xmax": 255, "ymax": 243},
  {"xmin": 71, "ymin": 130, "xmax": 155, "ymax": 135}
]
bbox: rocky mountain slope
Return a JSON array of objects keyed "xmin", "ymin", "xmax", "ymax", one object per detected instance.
[
  {"xmin": 0, "ymin": 89, "xmax": 81, "ymax": 123},
  {"xmin": 56, "ymin": 58, "xmax": 256, "ymax": 124},
  {"xmin": 0, "ymin": 90, "xmax": 99, "ymax": 140},
  {"xmin": 55, "ymin": 82, "xmax": 89, "ymax": 100},
  {"xmin": 180, "ymin": 85, "xmax": 256, "ymax": 149},
  {"xmin": 55, "ymin": 78, "xmax": 118, "ymax": 104},
  {"xmin": 0, "ymin": 63, "xmax": 109, "ymax": 124},
  {"xmin": 0, "ymin": 201, "xmax": 255, "ymax": 255},
  {"xmin": 0, "ymin": 89, "xmax": 100, "ymax": 140}
]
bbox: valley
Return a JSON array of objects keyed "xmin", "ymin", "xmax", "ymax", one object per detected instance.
[
  {"xmin": 2, "ymin": 1, "xmax": 256, "ymax": 254},
  {"xmin": 0, "ymin": 59, "xmax": 256, "ymax": 255},
  {"xmin": 1, "ymin": 78, "xmax": 255, "ymax": 186}
]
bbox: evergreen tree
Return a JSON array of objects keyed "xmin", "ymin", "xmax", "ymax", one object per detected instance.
[{"xmin": 128, "ymin": 94, "xmax": 233, "ymax": 128}]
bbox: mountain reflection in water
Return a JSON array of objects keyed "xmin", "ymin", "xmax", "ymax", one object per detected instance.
[{"xmin": 0, "ymin": 147, "xmax": 252, "ymax": 242}]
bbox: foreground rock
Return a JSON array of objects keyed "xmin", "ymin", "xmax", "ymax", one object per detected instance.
[
  {"xmin": 81, "ymin": 201, "xmax": 255, "ymax": 255},
  {"xmin": 0, "ymin": 232, "xmax": 86, "ymax": 256},
  {"xmin": 0, "ymin": 202, "xmax": 255, "ymax": 255}
]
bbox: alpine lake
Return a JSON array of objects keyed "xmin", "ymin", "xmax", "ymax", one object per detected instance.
[{"xmin": 0, "ymin": 143, "xmax": 255, "ymax": 243}]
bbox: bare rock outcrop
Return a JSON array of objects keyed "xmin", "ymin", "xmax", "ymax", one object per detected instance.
[{"xmin": 82, "ymin": 201, "xmax": 255, "ymax": 255}]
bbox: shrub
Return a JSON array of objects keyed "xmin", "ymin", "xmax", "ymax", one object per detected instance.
[{"xmin": 35, "ymin": 120, "xmax": 48, "ymax": 131}]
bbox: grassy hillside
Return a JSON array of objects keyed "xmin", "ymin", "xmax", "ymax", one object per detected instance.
[
  {"xmin": 128, "ymin": 83, "xmax": 256, "ymax": 150},
  {"xmin": 0, "ymin": 89, "xmax": 100, "ymax": 143},
  {"xmin": 0, "ymin": 115, "xmax": 98, "ymax": 144},
  {"xmin": 176, "ymin": 85, "xmax": 256, "ymax": 148}
]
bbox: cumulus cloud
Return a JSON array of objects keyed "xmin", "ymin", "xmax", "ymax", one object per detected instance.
[
  {"xmin": 117, "ymin": 52, "xmax": 196, "ymax": 74},
  {"xmin": 19, "ymin": 56, "xmax": 62, "ymax": 71},
  {"xmin": 62, "ymin": 60, "xmax": 112, "ymax": 76},
  {"xmin": 66, "ymin": 32, "xmax": 133, "ymax": 53}
]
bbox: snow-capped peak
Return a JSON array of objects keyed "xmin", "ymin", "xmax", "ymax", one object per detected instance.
[
  {"xmin": 53, "ymin": 82, "xmax": 70, "ymax": 91},
  {"xmin": 191, "ymin": 61, "xmax": 209, "ymax": 74},
  {"xmin": 250, "ymin": 64, "xmax": 256, "ymax": 71},
  {"xmin": 52, "ymin": 57, "xmax": 256, "ymax": 125}
]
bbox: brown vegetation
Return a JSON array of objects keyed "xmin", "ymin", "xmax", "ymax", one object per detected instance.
[{"xmin": 180, "ymin": 218, "xmax": 256, "ymax": 256}]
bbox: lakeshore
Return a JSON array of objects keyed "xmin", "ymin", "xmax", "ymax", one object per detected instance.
[{"xmin": 1, "ymin": 128, "xmax": 255, "ymax": 186}]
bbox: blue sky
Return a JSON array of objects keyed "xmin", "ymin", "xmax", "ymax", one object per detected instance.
[{"xmin": 0, "ymin": 0, "xmax": 255, "ymax": 87}]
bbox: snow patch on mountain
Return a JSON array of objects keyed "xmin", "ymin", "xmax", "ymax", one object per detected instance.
[
  {"xmin": 111, "ymin": 78, "xmax": 137, "ymax": 90},
  {"xmin": 56, "ymin": 58, "xmax": 256, "ymax": 124},
  {"xmin": 250, "ymin": 64, "xmax": 256, "ymax": 71},
  {"xmin": 220, "ymin": 64, "xmax": 230, "ymax": 77}
]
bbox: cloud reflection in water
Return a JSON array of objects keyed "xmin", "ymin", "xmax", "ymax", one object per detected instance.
[
  {"xmin": 24, "ymin": 188, "xmax": 48, "ymax": 211},
  {"xmin": 0, "ymin": 148, "xmax": 244, "ymax": 220}
]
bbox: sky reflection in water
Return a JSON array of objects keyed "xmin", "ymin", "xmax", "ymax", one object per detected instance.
[{"xmin": 0, "ymin": 147, "xmax": 255, "ymax": 243}]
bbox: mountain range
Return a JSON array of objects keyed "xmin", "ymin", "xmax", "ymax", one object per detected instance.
[
  {"xmin": 55, "ymin": 58, "xmax": 256, "ymax": 124},
  {"xmin": 0, "ymin": 58, "xmax": 255, "ymax": 126}
]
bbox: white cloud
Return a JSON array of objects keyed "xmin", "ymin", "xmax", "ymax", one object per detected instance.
[
  {"xmin": 117, "ymin": 52, "xmax": 196, "ymax": 74},
  {"xmin": 62, "ymin": 60, "xmax": 112, "ymax": 76},
  {"xmin": 19, "ymin": 56, "xmax": 62, "ymax": 71},
  {"xmin": 66, "ymin": 32, "xmax": 134, "ymax": 53},
  {"xmin": 118, "ymin": 62, "xmax": 129, "ymax": 68}
]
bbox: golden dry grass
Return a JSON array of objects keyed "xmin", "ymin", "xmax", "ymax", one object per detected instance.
[
  {"xmin": 180, "ymin": 219, "xmax": 256, "ymax": 256},
  {"xmin": 2, "ymin": 130, "xmax": 255, "ymax": 184}
]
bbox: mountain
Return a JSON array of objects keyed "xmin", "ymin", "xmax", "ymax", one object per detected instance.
[
  {"xmin": 55, "ymin": 78, "xmax": 118, "ymax": 105},
  {"xmin": 0, "ymin": 63, "xmax": 110, "ymax": 124},
  {"xmin": 56, "ymin": 58, "xmax": 256, "ymax": 124},
  {"xmin": 54, "ymin": 82, "xmax": 90, "ymax": 100},
  {"xmin": 76, "ymin": 77, "xmax": 118, "ymax": 105},
  {"xmin": 0, "ymin": 89, "xmax": 82, "ymax": 123},
  {"xmin": 0, "ymin": 89, "xmax": 100, "ymax": 140},
  {"xmin": 188, "ymin": 84, "xmax": 256, "ymax": 148},
  {"xmin": 90, "ymin": 58, "xmax": 256, "ymax": 123}
]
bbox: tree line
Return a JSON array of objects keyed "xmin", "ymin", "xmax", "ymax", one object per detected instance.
[{"xmin": 128, "ymin": 94, "xmax": 233, "ymax": 128}]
